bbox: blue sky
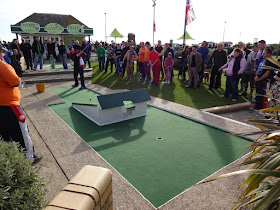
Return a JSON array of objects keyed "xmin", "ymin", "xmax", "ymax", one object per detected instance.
[{"xmin": 1, "ymin": 0, "xmax": 279, "ymax": 45}]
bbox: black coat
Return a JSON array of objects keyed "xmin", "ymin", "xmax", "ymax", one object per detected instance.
[
  {"xmin": 32, "ymin": 41, "xmax": 44, "ymax": 54},
  {"xmin": 20, "ymin": 43, "xmax": 32, "ymax": 55}
]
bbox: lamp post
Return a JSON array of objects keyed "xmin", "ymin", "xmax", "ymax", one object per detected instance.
[
  {"xmin": 105, "ymin": 13, "xmax": 107, "ymax": 42},
  {"xmin": 152, "ymin": 0, "xmax": 156, "ymax": 46},
  {"xmin": 222, "ymin": 21, "xmax": 226, "ymax": 43}
]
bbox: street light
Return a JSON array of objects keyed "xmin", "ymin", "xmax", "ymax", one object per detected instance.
[
  {"xmin": 223, "ymin": 21, "xmax": 226, "ymax": 43},
  {"xmin": 105, "ymin": 13, "xmax": 107, "ymax": 42},
  {"xmin": 152, "ymin": 0, "xmax": 156, "ymax": 46}
]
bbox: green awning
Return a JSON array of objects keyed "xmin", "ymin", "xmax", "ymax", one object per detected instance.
[
  {"xmin": 177, "ymin": 31, "xmax": 194, "ymax": 40},
  {"xmin": 109, "ymin": 28, "xmax": 124, "ymax": 38}
]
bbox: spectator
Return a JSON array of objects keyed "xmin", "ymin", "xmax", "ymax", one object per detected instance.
[
  {"xmin": 270, "ymin": 68, "xmax": 280, "ymax": 110},
  {"xmin": 20, "ymin": 39, "xmax": 33, "ymax": 70},
  {"xmin": 47, "ymin": 39, "xmax": 56, "ymax": 70},
  {"xmin": 138, "ymin": 42, "xmax": 146, "ymax": 80},
  {"xmin": 81, "ymin": 39, "xmax": 91, "ymax": 68},
  {"xmin": 164, "ymin": 52, "xmax": 174, "ymax": 84},
  {"xmin": 70, "ymin": 39, "xmax": 76, "ymax": 47},
  {"xmin": 73, "ymin": 40, "xmax": 81, "ymax": 51},
  {"xmin": 254, "ymin": 48, "xmax": 275, "ymax": 110},
  {"xmin": 121, "ymin": 42, "xmax": 129, "ymax": 78},
  {"xmin": 10, "ymin": 39, "xmax": 20, "ymax": 53},
  {"xmin": 58, "ymin": 40, "xmax": 68, "ymax": 70},
  {"xmin": 149, "ymin": 47, "xmax": 161, "ymax": 85},
  {"xmin": 240, "ymin": 43, "xmax": 259, "ymax": 98},
  {"xmin": 198, "ymin": 41, "xmax": 209, "ymax": 83},
  {"xmin": 255, "ymin": 40, "xmax": 268, "ymax": 70},
  {"xmin": 0, "ymin": 44, "xmax": 42, "ymax": 163},
  {"xmin": 219, "ymin": 48, "xmax": 246, "ymax": 101},
  {"xmin": 123, "ymin": 45, "xmax": 138, "ymax": 80},
  {"xmin": 186, "ymin": 45, "xmax": 202, "ymax": 88},
  {"xmin": 32, "ymin": 37, "xmax": 44, "ymax": 71},
  {"xmin": 105, "ymin": 44, "xmax": 115, "ymax": 73},
  {"xmin": 3, "ymin": 50, "xmax": 13, "ymax": 64},
  {"xmin": 96, "ymin": 44, "xmax": 105, "ymax": 71},
  {"xmin": 11, "ymin": 49, "xmax": 23, "ymax": 75},
  {"xmin": 206, "ymin": 43, "xmax": 227, "ymax": 90},
  {"xmin": 155, "ymin": 40, "xmax": 164, "ymax": 80},
  {"xmin": 69, "ymin": 47, "xmax": 86, "ymax": 90},
  {"xmin": 164, "ymin": 43, "xmax": 175, "ymax": 80},
  {"xmin": 144, "ymin": 42, "xmax": 151, "ymax": 82},
  {"xmin": 180, "ymin": 45, "xmax": 189, "ymax": 82},
  {"xmin": 114, "ymin": 44, "xmax": 122, "ymax": 75}
]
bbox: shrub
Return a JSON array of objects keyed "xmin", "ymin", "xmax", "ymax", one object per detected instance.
[{"xmin": 0, "ymin": 139, "xmax": 46, "ymax": 210}]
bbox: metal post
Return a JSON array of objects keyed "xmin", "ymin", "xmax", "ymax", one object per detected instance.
[
  {"xmin": 105, "ymin": 13, "xmax": 107, "ymax": 42},
  {"xmin": 152, "ymin": 0, "xmax": 156, "ymax": 46},
  {"xmin": 223, "ymin": 21, "xmax": 226, "ymax": 42},
  {"xmin": 183, "ymin": 0, "xmax": 187, "ymax": 48}
]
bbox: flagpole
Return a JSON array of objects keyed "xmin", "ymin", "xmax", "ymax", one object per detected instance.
[
  {"xmin": 183, "ymin": 0, "xmax": 187, "ymax": 48},
  {"xmin": 152, "ymin": 0, "xmax": 156, "ymax": 46}
]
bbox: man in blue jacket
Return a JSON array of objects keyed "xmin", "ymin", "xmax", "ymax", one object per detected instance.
[{"xmin": 198, "ymin": 41, "xmax": 209, "ymax": 83}]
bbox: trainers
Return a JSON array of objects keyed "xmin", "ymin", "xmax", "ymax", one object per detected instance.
[
  {"xmin": 72, "ymin": 84, "xmax": 78, "ymax": 88},
  {"xmin": 79, "ymin": 86, "xmax": 86, "ymax": 90},
  {"xmin": 31, "ymin": 154, "xmax": 43, "ymax": 164},
  {"xmin": 232, "ymin": 99, "xmax": 237, "ymax": 102}
]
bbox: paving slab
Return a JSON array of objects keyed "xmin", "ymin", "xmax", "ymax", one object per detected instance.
[
  {"xmin": 21, "ymin": 68, "xmax": 92, "ymax": 77},
  {"xmin": 21, "ymin": 81, "xmax": 260, "ymax": 209}
]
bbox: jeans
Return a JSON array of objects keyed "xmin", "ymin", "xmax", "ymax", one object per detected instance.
[
  {"xmin": 50, "ymin": 54, "xmax": 55, "ymax": 69},
  {"xmin": 85, "ymin": 53, "xmax": 91, "ymax": 68},
  {"xmin": 59, "ymin": 54, "xmax": 68, "ymax": 69},
  {"xmin": 74, "ymin": 67, "xmax": 85, "ymax": 87},
  {"xmin": 98, "ymin": 57, "xmax": 105, "ymax": 70},
  {"xmin": 115, "ymin": 60, "xmax": 122, "ymax": 73},
  {"xmin": 34, "ymin": 53, "xmax": 43, "ymax": 70},
  {"xmin": 209, "ymin": 67, "xmax": 222, "ymax": 89},
  {"xmin": 144, "ymin": 61, "xmax": 151, "ymax": 81},
  {"xmin": 105, "ymin": 58, "xmax": 115, "ymax": 73},
  {"xmin": 224, "ymin": 76, "xmax": 238, "ymax": 100}
]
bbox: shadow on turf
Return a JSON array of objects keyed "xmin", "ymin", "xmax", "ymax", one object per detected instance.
[{"xmin": 69, "ymin": 107, "xmax": 148, "ymax": 152}]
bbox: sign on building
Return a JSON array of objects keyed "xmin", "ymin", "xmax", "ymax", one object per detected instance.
[
  {"xmin": 67, "ymin": 24, "xmax": 84, "ymax": 35},
  {"xmin": 21, "ymin": 22, "xmax": 40, "ymax": 33},
  {"xmin": 45, "ymin": 23, "xmax": 64, "ymax": 34}
]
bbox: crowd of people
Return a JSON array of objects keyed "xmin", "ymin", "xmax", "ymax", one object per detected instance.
[{"xmin": 95, "ymin": 39, "xmax": 280, "ymax": 112}]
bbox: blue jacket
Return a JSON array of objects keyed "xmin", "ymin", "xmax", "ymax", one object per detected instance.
[
  {"xmin": 198, "ymin": 47, "xmax": 209, "ymax": 64},
  {"xmin": 3, "ymin": 51, "xmax": 13, "ymax": 64}
]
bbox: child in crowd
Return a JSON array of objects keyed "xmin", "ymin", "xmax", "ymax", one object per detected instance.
[
  {"xmin": 123, "ymin": 46, "xmax": 138, "ymax": 80},
  {"xmin": 164, "ymin": 52, "xmax": 174, "ymax": 84},
  {"xmin": 114, "ymin": 44, "xmax": 122, "ymax": 75}
]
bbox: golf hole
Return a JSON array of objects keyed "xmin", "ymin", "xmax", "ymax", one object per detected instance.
[{"xmin": 156, "ymin": 137, "xmax": 163, "ymax": 141}]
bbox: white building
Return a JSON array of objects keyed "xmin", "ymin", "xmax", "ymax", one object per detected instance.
[{"xmin": 72, "ymin": 89, "xmax": 151, "ymax": 126}]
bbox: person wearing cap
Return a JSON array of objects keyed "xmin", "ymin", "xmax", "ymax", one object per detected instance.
[
  {"xmin": 239, "ymin": 43, "xmax": 259, "ymax": 98},
  {"xmin": 20, "ymin": 39, "xmax": 33, "ymax": 70},
  {"xmin": 206, "ymin": 43, "xmax": 227, "ymax": 90},
  {"xmin": 186, "ymin": 45, "xmax": 202, "ymax": 88},
  {"xmin": 0, "ymin": 44, "xmax": 42, "ymax": 164},
  {"xmin": 149, "ymin": 47, "xmax": 161, "ymax": 85},
  {"xmin": 123, "ymin": 45, "xmax": 138, "ymax": 80},
  {"xmin": 32, "ymin": 37, "xmax": 44, "ymax": 70}
]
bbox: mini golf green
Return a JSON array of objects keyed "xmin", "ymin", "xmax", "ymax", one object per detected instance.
[{"xmin": 49, "ymin": 87, "xmax": 250, "ymax": 207}]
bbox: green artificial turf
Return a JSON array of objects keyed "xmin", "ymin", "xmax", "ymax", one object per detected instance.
[
  {"xmin": 91, "ymin": 61, "xmax": 248, "ymax": 109},
  {"xmin": 49, "ymin": 87, "xmax": 250, "ymax": 207}
]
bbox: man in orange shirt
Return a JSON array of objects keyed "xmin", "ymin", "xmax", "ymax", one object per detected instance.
[
  {"xmin": 0, "ymin": 44, "xmax": 42, "ymax": 164},
  {"xmin": 144, "ymin": 42, "xmax": 151, "ymax": 82},
  {"xmin": 138, "ymin": 42, "xmax": 146, "ymax": 80}
]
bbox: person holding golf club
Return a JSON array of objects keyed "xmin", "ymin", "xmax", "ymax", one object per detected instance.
[{"xmin": 0, "ymin": 44, "xmax": 42, "ymax": 164}]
